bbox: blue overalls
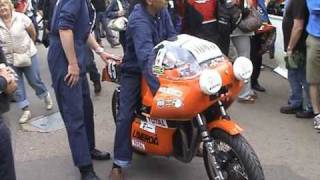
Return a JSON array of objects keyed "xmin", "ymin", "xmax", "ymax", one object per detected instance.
[
  {"xmin": 113, "ymin": 4, "xmax": 176, "ymax": 167},
  {"xmin": 47, "ymin": 0, "xmax": 96, "ymax": 167}
]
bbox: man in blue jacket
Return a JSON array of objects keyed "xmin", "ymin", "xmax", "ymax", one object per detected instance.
[
  {"xmin": 48, "ymin": 0, "xmax": 119, "ymax": 179},
  {"xmin": 110, "ymin": 0, "xmax": 176, "ymax": 179}
]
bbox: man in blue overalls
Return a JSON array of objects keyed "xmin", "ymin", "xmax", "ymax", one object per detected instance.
[
  {"xmin": 47, "ymin": 0, "xmax": 119, "ymax": 179},
  {"xmin": 110, "ymin": 0, "xmax": 176, "ymax": 179}
]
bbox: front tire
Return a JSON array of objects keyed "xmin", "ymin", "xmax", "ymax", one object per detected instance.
[{"xmin": 204, "ymin": 130, "xmax": 264, "ymax": 180}]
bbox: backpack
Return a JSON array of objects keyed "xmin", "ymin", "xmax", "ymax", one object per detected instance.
[{"xmin": 216, "ymin": 0, "xmax": 242, "ymax": 35}]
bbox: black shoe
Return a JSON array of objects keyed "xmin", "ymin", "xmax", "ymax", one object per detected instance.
[
  {"xmin": 280, "ymin": 105, "xmax": 302, "ymax": 114},
  {"xmin": 90, "ymin": 149, "xmax": 111, "ymax": 160},
  {"xmin": 296, "ymin": 110, "xmax": 315, "ymax": 119},
  {"xmin": 93, "ymin": 81, "xmax": 101, "ymax": 94},
  {"xmin": 81, "ymin": 170, "xmax": 101, "ymax": 180},
  {"xmin": 252, "ymin": 83, "xmax": 266, "ymax": 92}
]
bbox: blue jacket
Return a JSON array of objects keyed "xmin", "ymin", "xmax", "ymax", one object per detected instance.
[
  {"xmin": 50, "ymin": 0, "xmax": 95, "ymax": 41},
  {"xmin": 306, "ymin": 0, "xmax": 320, "ymax": 37},
  {"xmin": 122, "ymin": 4, "xmax": 177, "ymax": 74}
]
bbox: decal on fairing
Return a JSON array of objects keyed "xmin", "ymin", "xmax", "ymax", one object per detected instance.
[
  {"xmin": 158, "ymin": 87, "xmax": 183, "ymax": 97},
  {"xmin": 140, "ymin": 121, "xmax": 156, "ymax": 134},
  {"xmin": 156, "ymin": 99, "xmax": 183, "ymax": 108},
  {"xmin": 132, "ymin": 138, "xmax": 145, "ymax": 151},
  {"xmin": 133, "ymin": 130, "xmax": 159, "ymax": 145},
  {"xmin": 147, "ymin": 118, "xmax": 168, "ymax": 128}
]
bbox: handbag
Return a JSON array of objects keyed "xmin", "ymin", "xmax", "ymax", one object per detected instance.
[
  {"xmin": 107, "ymin": 0, "xmax": 128, "ymax": 31},
  {"xmin": 238, "ymin": 7, "xmax": 262, "ymax": 33},
  {"xmin": 13, "ymin": 52, "xmax": 32, "ymax": 67}
]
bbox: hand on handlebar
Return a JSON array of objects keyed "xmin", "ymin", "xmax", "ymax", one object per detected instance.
[{"xmin": 99, "ymin": 52, "xmax": 122, "ymax": 63}]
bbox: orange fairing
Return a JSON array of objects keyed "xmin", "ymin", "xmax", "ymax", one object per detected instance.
[
  {"xmin": 207, "ymin": 118, "xmax": 243, "ymax": 135},
  {"xmin": 131, "ymin": 119, "xmax": 176, "ymax": 156},
  {"xmin": 146, "ymin": 60, "xmax": 243, "ymax": 119}
]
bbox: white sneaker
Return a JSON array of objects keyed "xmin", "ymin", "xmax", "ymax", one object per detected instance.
[
  {"xmin": 313, "ymin": 114, "xmax": 320, "ymax": 130},
  {"xmin": 44, "ymin": 93, "xmax": 53, "ymax": 110},
  {"xmin": 19, "ymin": 110, "xmax": 31, "ymax": 124}
]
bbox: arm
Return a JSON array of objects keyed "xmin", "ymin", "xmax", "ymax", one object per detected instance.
[
  {"xmin": 0, "ymin": 68, "xmax": 17, "ymax": 95},
  {"xmin": 26, "ymin": 24, "xmax": 37, "ymax": 42},
  {"xmin": 287, "ymin": 19, "xmax": 304, "ymax": 52},
  {"xmin": 163, "ymin": 9, "xmax": 177, "ymax": 38},
  {"xmin": 59, "ymin": 29, "xmax": 79, "ymax": 87},
  {"xmin": 87, "ymin": 34, "xmax": 121, "ymax": 61}
]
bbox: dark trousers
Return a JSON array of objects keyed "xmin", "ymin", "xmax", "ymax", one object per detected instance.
[
  {"xmin": 52, "ymin": 75, "xmax": 95, "ymax": 166},
  {"xmin": 0, "ymin": 118, "xmax": 16, "ymax": 180},
  {"xmin": 86, "ymin": 49, "xmax": 101, "ymax": 83},
  {"xmin": 113, "ymin": 72, "xmax": 141, "ymax": 166},
  {"xmin": 119, "ymin": 31, "xmax": 126, "ymax": 54},
  {"xmin": 250, "ymin": 34, "xmax": 263, "ymax": 86}
]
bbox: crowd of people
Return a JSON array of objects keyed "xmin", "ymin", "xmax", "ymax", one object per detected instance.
[{"xmin": 0, "ymin": 0, "xmax": 319, "ymax": 180}]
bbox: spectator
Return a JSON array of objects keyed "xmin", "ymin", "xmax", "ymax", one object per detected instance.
[
  {"xmin": 0, "ymin": 47, "xmax": 17, "ymax": 180},
  {"xmin": 306, "ymin": 0, "xmax": 320, "ymax": 129},
  {"xmin": 92, "ymin": 0, "xmax": 119, "ymax": 48},
  {"xmin": 106, "ymin": 0, "xmax": 129, "ymax": 53},
  {"xmin": 280, "ymin": 0, "xmax": 313, "ymax": 118},
  {"xmin": 231, "ymin": 0, "xmax": 257, "ymax": 103},
  {"xmin": 250, "ymin": 0, "xmax": 268, "ymax": 92},
  {"xmin": 176, "ymin": 0, "xmax": 222, "ymax": 52},
  {"xmin": 48, "ymin": 0, "xmax": 119, "ymax": 179},
  {"xmin": 0, "ymin": 0, "xmax": 53, "ymax": 123}
]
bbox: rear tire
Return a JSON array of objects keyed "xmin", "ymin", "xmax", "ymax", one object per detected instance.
[
  {"xmin": 111, "ymin": 87, "xmax": 120, "ymax": 123},
  {"xmin": 204, "ymin": 130, "xmax": 264, "ymax": 180}
]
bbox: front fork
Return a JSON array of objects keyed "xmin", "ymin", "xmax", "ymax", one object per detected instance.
[{"xmin": 196, "ymin": 100, "xmax": 228, "ymax": 180}]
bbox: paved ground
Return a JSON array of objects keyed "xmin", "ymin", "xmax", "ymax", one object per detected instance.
[{"xmin": 3, "ymin": 41, "xmax": 320, "ymax": 180}]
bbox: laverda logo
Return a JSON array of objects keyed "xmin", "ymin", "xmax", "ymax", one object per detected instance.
[{"xmin": 133, "ymin": 130, "xmax": 159, "ymax": 145}]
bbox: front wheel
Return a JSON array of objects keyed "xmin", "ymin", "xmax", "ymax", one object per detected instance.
[{"xmin": 204, "ymin": 130, "xmax": 264, "ymax": 180}]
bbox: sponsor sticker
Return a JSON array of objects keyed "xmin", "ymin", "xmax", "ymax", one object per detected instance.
[
  {"xmin": 140, "ymin": 121, "xmax": 156, "ymax": 134},
  {"xmin": 156, "ymin": 98, "xmax": 183, "ymax": 108},
  {"xmin": 147, "ymin": 118, "xmax": 168, "ymax": 128},
  {"xmin": 158, "ymin": 87, "xmax": 183, "ymax": 97},
  {"xmin": 132, "ymin": 138, "xmax": 145, "ymax": 151}
]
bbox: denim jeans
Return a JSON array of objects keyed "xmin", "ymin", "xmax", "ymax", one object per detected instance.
[
  {"xmin": 231, "ymin": 35, "xmax": 254, "ymax": 98},
  {"xmin": 288, "ymin": 67, "xmax": 312, "ymax": 111},
  {"xmin": 11, "ymin": 54, "xmax": 48, "ymax": 109}
]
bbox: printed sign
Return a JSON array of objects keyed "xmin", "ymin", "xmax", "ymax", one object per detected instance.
[{"xmin": 133, "ymin": 130, "xmax": 159, "ymax": 145}]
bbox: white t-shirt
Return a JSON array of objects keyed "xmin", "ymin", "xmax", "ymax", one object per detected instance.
[{"xmin": 0, "ymin": 12, "xmax": 37, "ymax": 64}]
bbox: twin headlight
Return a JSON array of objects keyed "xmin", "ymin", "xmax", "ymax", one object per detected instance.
[
  {"xmin": 199, "ymin": 57, "xmax": 253, "ymax": 95},
  {"xmin": 233, "ymin": 57, "xmax": 253, "ymax": 81}
]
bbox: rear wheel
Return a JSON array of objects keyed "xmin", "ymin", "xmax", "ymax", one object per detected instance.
[
  {"xmin": 204, "ymin": 130, "xmax": 264, "ymax": 180},
  {"xmin": 111, "ymin": 87, "xmax": 120, "ymax": 123}
]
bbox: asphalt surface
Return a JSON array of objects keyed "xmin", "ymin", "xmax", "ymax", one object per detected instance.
[{"xmin": 3, "ymin": 41, "xmax": 320, "ymax": 180}]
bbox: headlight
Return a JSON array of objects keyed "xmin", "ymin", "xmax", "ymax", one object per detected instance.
[
  {"xmin": 199, "ymin": 69, "xmax": 222, "ymax": 95},
  {"xmin": 233, "ymin": 56, "xmax": 253, "ymax": 81}
]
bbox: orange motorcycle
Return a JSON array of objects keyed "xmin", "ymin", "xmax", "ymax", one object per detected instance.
[{"xmin": 103, "ymin": 34, "xmax": 264, "ymax": 180}]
